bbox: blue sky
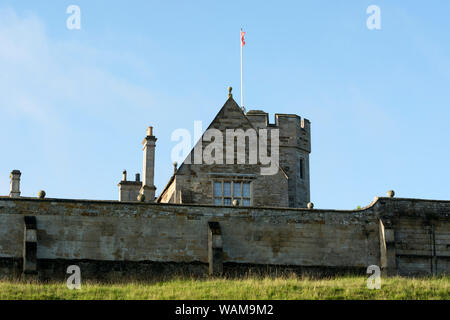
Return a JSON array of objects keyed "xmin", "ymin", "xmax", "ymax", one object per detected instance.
[{"xmin": 0, "ymin": 1, "xmax": 449, "ymax": 209}]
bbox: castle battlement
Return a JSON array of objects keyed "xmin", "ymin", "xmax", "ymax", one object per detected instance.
[{"xmin": 246, "ymin": 110, "xmax": 311, "ymax": 153}]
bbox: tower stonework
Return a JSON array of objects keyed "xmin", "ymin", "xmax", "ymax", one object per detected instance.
[
  {"xmin": 121, "ymin": 92, "xmax": 310, "ymax": 208},
  {"xmin": 157, "ymin": 94, "xmax": 309, "ymax": 208},
  {"xmin": 246, "ymin": 111, "xmax": 311, "ymax": 208}
]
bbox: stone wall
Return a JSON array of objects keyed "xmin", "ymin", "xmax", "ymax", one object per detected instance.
[
  {"xmin": 0, "ymin": 196, "xmax": 448, "ymax": 280},
  {"xmin": 375, "ymin": 198, "xmax": 450, "ymax": 276}
]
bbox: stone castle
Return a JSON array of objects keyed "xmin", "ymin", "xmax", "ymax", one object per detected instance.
[
  {"xmin": 118, "ymin": 89, "xmax": 310, "ymax": 208},
  {"xmin": 0, "ymin": 89, "xmax": 449, "ymax": 280}
]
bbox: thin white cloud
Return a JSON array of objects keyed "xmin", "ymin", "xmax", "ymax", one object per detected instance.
[
  {"xmin": 0, "ymin": 7, "xmax": 157, "ymax": 198},
  {"xmin": 0, "ymin": 7, "xmax": 154, "ymax": 124}
]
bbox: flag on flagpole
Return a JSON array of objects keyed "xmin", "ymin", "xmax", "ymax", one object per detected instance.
[{"xmin": 241, "ymin": 30, "xmax": 246, "ymax": 47}]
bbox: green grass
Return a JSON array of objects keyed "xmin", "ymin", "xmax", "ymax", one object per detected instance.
[{"xmin": 0, "ymin": 275, "xmax": 449, "ymax": 300}]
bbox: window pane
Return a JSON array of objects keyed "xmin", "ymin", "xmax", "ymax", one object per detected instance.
[
  {"xmin": 224, "ymin": 198, "xmax": 231, "ymax": 205},
  {"xmin": 233, "ymin": 182, "xmax": 241, "ymax": 197},
  {"xmin": 243, "ymin": 199, "xmax": 251, "ymax": 206},
  {"xmin": 223, "ymin": 182, "xmax": 231, "ymax": 197},
  {"xmin": 214, "ymin": 182, "xmax": 222, "ymax": 196},
  {"xmin": 243, "ymin": 183, "xmax": 250, "ymax": 197},
  {"xmin": 214, "ymin": 198, "xmax": 222, "ymax": 205}
]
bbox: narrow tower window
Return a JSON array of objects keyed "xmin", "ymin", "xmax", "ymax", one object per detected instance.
[{"xmin": 300, "ymin": 158, "xmax": 305, "ymax": 180}]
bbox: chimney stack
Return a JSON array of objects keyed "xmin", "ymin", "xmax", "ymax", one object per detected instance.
[
  {"xmin": 140, "ymin": 126, "xmax": 157, "ymax": 202},
  {"xmin": 9, "ymin": 170, "xmax": 21, "ymax": 198}
]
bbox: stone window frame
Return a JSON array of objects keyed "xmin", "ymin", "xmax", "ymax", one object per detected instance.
[{"xmin": 212, "ymin": 180, "xmax": 252, "ymax": 206}]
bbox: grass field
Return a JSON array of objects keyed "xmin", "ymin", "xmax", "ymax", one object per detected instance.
[{"xmin": 0, "ymin": 275, "xmax": 449, "ymax": 300}]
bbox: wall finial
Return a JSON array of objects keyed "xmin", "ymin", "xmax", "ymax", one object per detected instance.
[
  {"xmin": 173, "ymin": 162, "xmax": 178, "ymax": 174},
  {"xmin": 387, "ymin": 190, "xmax": 395, "ymax": 198},
  {"xmin": 38, "ymin": 190, "xmax": 46, "ymax": 199},
  {"xmin": 228, "ymin": 86, "xmax": 232, "ymax": 98}
]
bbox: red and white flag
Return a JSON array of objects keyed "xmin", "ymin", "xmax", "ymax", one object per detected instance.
[{"xmin": 241, "ymin": 30, "xmax": 246, "ymax": 47}]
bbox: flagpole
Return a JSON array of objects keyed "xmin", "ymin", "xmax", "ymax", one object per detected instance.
[{"xmin": 240, "ymin": 28, "xmax": 244, "ymax": 110}]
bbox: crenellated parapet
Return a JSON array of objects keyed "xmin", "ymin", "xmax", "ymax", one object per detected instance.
[
  {"xmin": 246, "ymin": 111, "xmax": 311, "ymax": 153},
  {"xmin": 274, "ymin": 114, "xmax": 311, "ymax": 153}
]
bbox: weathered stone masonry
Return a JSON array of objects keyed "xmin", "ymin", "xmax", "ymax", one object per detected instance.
[
  {"xmin": 0, "ymin": 196, "xmax": 448, "ymax": 279},
  {"xmin": 155, "ymin": 96, "xmax": 311, "ymax": 208}
]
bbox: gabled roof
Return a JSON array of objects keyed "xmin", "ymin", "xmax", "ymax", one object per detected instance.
[
  {"xmin": 156, "ymin": 95, "xmax": 288, "ymax": 201},
  {"xmin": 173, "ymin": 95, "xmax": 256, "ymax": 176}
]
